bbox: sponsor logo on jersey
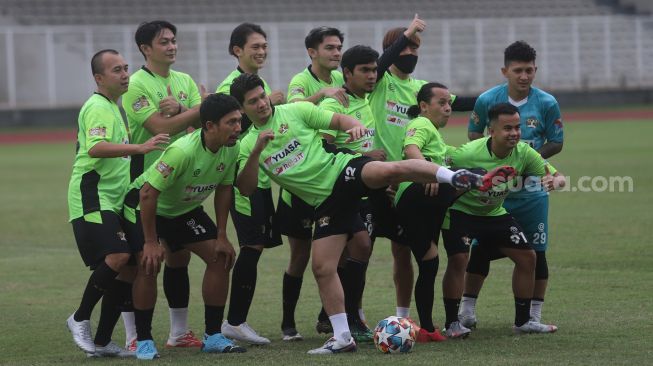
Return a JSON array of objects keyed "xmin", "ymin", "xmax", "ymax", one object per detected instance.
[
  {"xmin": 318, "ymin": 216, "xmax": 330, "ymax": 227},
  {"xmin": 289, "ymin": 86, "xmax": 305, "ymax": 96},
  {"xmin": 471, "ymin": 111, "xmax": 480, "ymax": 125},
  {"xmin": 263, "ymin": 139, "xmax": 305, "ymax": 175},
  {"xmin": 406, "ymin": 128, "xmax": 416, "ymax": 137},
  {"xmin": 217, "ymin": 163, "xmax": 225, "ymax": 172},
  {"xmin": 88, "ymin": 126, "xmax": 107, "ymax": 137},
  {"xmin": 278, "ymin": 123, "xmax": 289, "ymax": 134},
  {"xmin": 386, "ymin": 100, "xmax": 410, "ymax": 115},
  {"xmin": 178, "ymin": 91, "xmax": 188, "ymax": 101},
  {"xmin": 526, "ymin": 118, "xmax": 539, "ymax": 128},
  {"xmin": 156, "ymin": 161, "xmax": 174, "ymax": 178},
  {"xmin": 184, "ymin": 183, "xmax": 217, "ymax": 195},
  {"xmin": 386, "ymin": 115, "xmax": 409, "ymax": 127},
  {"xmin": 132, "ymin": 96, "xmax": 149, "ymax": 111},
  {"xmin": 264, "ymin": 139, "xmax": 301, "ymax": 167}
]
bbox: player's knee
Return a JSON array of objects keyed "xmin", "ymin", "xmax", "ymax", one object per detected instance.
[
  {"xmin": 311, "ymin": 260, "xmax": 335, "ymax": 280},
  {"xmin": 447, "ymin": 252, "xmax": 469, "ymax": 274},
  {"xmin": 515, "ymin": 249, "xmax": 536, "ymax": 270},
  {"xmin": 165, "ymin": 249, "xmax": 191, "ymax": 267},
  {"xmin": 105, "ymin": 252, "xmax": 131, "ymax": 271},
  {"xmin": 466, "ymin": 247, "xmax": 490, "ymax": 276},
  {"xmin": 535, "ymin": 251, "xmax": 549, "ymax": 280}
]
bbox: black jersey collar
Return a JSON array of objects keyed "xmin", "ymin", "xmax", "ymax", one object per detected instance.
[
  {"xmin": 141, "ymin": 65, "xmax": 155, "ymax": 77},
  {"xmin": 236, "ymin": 66, "xmax": 245, "ymax": 74},
  {"xmin": 343, "ymin": 86, "xmax": 364, "ymax": 99},
  {"xmin": 200, "ymin": 129, "xmax": 207, "ymax": 151},
  {"xmin": 93, "ymin": 91, "xmax": 112, "ymax": 103}
]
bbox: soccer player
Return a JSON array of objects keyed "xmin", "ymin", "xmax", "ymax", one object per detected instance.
[
  {"xmin": 450, "ymin": 102, "xmax": 564, "ymax": 334},
  {"xmin": 279, "ymin": 26, "xmax": 347, "ymax": 341},
  {"xmin": 394, "ymin": 82, "xmax": 472, "ymax": 340},
  {"xmin": 121, "ymin": 20, "xmax": 205, "ymax": 350},
  {"xmin": 124, "ymin": 93, "xmax": 247, "ymax": 359},
  {"xmin": 461, "ymin": 40, "xmax": 564, "ymax": 328},
  {"xmin": 215, "ymin": 22, "xmax": 283, "ymax": 345},
  {"xmin": 66, "ymin": 49, "xmax": 168, "ymax": 357},
  {"xmin": 230, "ymin": 72, "xmax": 499, "ymax": 354}
]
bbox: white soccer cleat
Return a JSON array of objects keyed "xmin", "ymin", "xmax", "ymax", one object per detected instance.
[
  {"xmin": 445, "ymin": 321, "xmax": 472, "ymax": 339},
  {"xmin": 458, "ymin": 312, "xmax": 478, "ymax": 329},
  {"xmin": 221, "ymin": 321, "xmax": 271, "ymax": 345},
  {"xmin": 282, "ymin": 327, "xmax": 304, "ymax": 341},
  {"xmin": 66, "ymin": 313, "xmax": 95, "ymax": 353},
  {"xmin": 307, "ymin": 334, "xmax": 357, "ymax": 355},
  {"xmin": 513, "ymin": 320, "xmax": 558, "ymax": 335},
  {"xmin": 165, "ymin": 330, "xmax": 203, "ymax": 348},
  {"xmin": 87, "ymin": 341, "xmax": 136, "ymax": 358}
]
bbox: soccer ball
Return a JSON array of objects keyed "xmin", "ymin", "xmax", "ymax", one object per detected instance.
[{"xmin": 373, "ymin": 316, "xmax": 416, "ymax": 354}]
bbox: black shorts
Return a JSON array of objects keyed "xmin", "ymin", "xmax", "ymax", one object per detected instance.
[
  {"xmin": 449, "ymin": 210, "xmax": 532, "ymax": 251},
  {"xmin": 368, "ymin": 186, "xmax": 406, "ymax": 244},
  {"xmin": 71, "ymin": 210, "xmax": 137, "ymax": 269},
  {"xmin": 441, "ymin": 228, "xmax": 472, "ymax": 256},
  {"xmin": 313, "ymin": 156, "xmax": 370, "ymax": 240},
  {"xmin": 230, "ymin": 187, "xmax": 282, "ymax": 248},
  {"xmin": 156, "ymin": 206, "xmax": 218, "ymax": 252},
  {"xmin": 395, "ymin": 182, "xmax": 458, "ymax": 260},
  {"xmin": 359, "ymin": 198, "xmax": 373, "ymax": 237},
  {"xmin": 276, "ymin": 190, "xmax": 315, "ymax": 241}
]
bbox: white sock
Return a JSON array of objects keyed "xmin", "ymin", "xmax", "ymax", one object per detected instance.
[
  {"xmin": 358, "ymin": 308, "xmax": 366, "ymax": 323},
  {"xmin": 396, "ymin": 306, "xmax": 410, "ymax": 318},
  {"xmin": 530, "ymin": 299, "xmax": 544, "ymax": 323},
  {"xmin": 459, "ymin": 296, "xmax": 477, "ymax": 316},
  {"xmin": 122, "ymin": 312, "xmax": 137, "ymax": 342},
  {"xmin": 169, "ymin": 307, "xmax": 189, "ymax": 338},
  {"xmin": 435, "ymin": 167, "xmax": 455, "ymax": 183},
  {"xmin": 329, "ymin": 313, "xmax": 351, "ymax": 343}
]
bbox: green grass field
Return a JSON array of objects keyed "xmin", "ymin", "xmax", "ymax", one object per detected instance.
[{"xmin": 1, "ymin": 119, "xmax": 651, "ymax": 365}]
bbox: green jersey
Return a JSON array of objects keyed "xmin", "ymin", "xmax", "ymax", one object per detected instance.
[
  {"xmin": 287, "ymin": 66, "xmax": 344, "ymax": 102},
  {"xmin": 239, "ymin": 102, "xmax": 357, "ymax": 207},
  {"xmin": 394, "ymin": 116, "xmax": 454, "ymax": 204},
  {"xmin": 122, "ymin": 67, "xmax": 201, "ymax": 176},
  {"xmin": 319, "ymin": 92, "xmax": 376, "ymax": 152},
  {"xmin": 68, "ymin": 93, "xmax": 130, "ymax": 221},
  {"xmin": 130, "ymin": 129, "xmax": 239, "ymax": 218},
  {"xmin": 368, "ymin": 72, "xmax": 427, "ymax": 162},
  {"xmin": 216, "ymin": 68, "xmax": 272, "ymax": 95},
  {"xmin": 449, "ymin": 137, "xmax": 557, "ymax": 217}
]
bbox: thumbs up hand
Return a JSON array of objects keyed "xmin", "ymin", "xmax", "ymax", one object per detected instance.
[
  {"xmin": 159, "ymin": 84, "xmax": 182, "ymax": 117},
  {"xmin": 541, "ymin": 164, "xmax": 564, "ymax": 192}
]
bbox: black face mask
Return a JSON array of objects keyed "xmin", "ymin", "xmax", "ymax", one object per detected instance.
[{"xmin": 394, "ymin": 54, "xmax": 418, "ymax": 74}]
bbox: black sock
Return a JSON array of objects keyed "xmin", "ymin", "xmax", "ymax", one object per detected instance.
[
  {"xmin": 227, "ymin": 246, "xmax": 262, "ymax": 325},
  {"xmin": 281, "ymin": 272, "xmax": 303, "ymax": 330},
  {"xmin": 414, "ymin": 256, "xmax": 439, "ymax": 333},
  {"xmin": 163, "ymin": 265, "xmax": 190, "ymax": 308},
  {"xmin": 135, "ymin": 308, "xmax": 154, "ymax": 341},
  {"xmin": 205, "ymin": 305, "xmax": 225, "ymax": 336},
  {"xmin": 342, "ymin": 258, "xmax": 367, "ymax": 324},
  {"xmin": 94, "ymin": 279, "xmax": 130, "ymax": 346},
  {"xmin": 514, "ymin": 297, "xmax": 532, "ymax": 326},
  {"xmin": 116, "ymin": 279, "xmax": 134, "ymax": 312},
  {"xmin": 443, "ymin": 297, "xmax": 461, "ymax": 329},
  {"xmin": 74, "ymin": 262, "xmax": 119, "ymax": 321},
  {"xmin": 317, "ymin": 265, "xmax": 346, "ymax": 321},
  {"xmin": 317, "ymin": 307, "xmax": 328, "ymax": 322}
]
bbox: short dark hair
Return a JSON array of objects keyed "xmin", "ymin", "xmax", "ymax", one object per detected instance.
[
  {"xmin": 230, "ymin": 73, "xmax": 265, "ymax": 105},
  {"xmin": 229, "ymin": 23, "xmax": 266, "ymax": 57},
  {"xmin": 91, "ymin": 49, "xmax": 119, "ymax": 76},
  {"xmin": 304, "ymin": 26, "xmax": 344, "ymax": 50},
  {"xmin": 382, "ymin": 27, "xmax": 420, "ymax": 51},
  {"xmin": 504, "ymin": 40, "xmax": 536, "ymax": 66},
  {"xmin": 407, "ymin": 82, "xmax": 448, "ymax": 118},
  {"xmin": 340, "ymin": 45, "xmax": 379, "ymax": 81},
  {"xmin": 200, "ymin": 93, "xmax": 241, "ymax": 129},
  {"xmin": 135, "ymin": 20, "xmax": 177, "ymax": 60},
  {"xmin": 488, "ymin": 103, "xmax": 520, "ymax": 125}
]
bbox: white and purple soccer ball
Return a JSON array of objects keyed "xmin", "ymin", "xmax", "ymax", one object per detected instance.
[{"xmin": 373, "ymin": 316, "xmax": 416, "ymax": 354}]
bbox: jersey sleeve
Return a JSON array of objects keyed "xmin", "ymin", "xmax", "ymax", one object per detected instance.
[
  {"xmin": 287, "ymin": 73, "xmax": 309, "ymax": 102},
  {"xmin": 83, "ymin": 105, "xmax": 118, "ymax": 150},
  {"xmin": 523, "ymin": 144, "xmax": 558, "ymax": 176},
  {"xmin": 298, "ymin": 102, "xmax": 334, "ymax": 130},
  {"xmin": 216, "ymin": 80, "xmax": 231, "ymax": 94},
  {"xmin": 468, "ymin": 96, "xmax": 489, "ymax": 134},
  {"xmin": 122, "ymin": 80, "xmax": 158, "ymax": 128},
  {"xmin": 145, "ymin": 146, "xmax": 188, "ymax": 193},
  {"xmin": 219, "ymin": 143, "xmax": 239, "ymax": 186},
  {"xmin": 543, "ymin": 101, "xmax": 564, "ymax": 144},
  {"xmin": 403, "ymin": 119, "xmax": 429, "ymax": 150},
  {"xmin": 318, "ymin": 98, "xmax": 343, "ymax": 137},
  {"xmin": 187, "ymin": 77, "xmax": 201, "ymax": 108},
  {"xmin": 236, "ymin": 133, "xmax": 255, "ymax": 175}
]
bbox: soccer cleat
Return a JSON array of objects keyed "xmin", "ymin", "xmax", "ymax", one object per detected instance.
[
  {"xmin": 350, "ymin": 321, "xmax": 374, "ymax": 344},
  {"xmin": 282, "ymin": 327, "xmax": 304, "ymax": 341},
  {"xmin": 136, "ymin": 340, "xmax": 160, "ymax": 360},
  {"xmin": 165, "ymin": 330, "xmax": 203, "ymax": 348},
  {"xmin": 444, "ymin": 321, "xmax": 472, "ymax": 339},
  {"xmin": 307, "ymin": 334, "xmax": 357, "ymax": 355},
  {"xmin": 478, "ymin": 165, "xmax": 517, "ymax": 192},
  {"xmin": 202, "ymin": 333, "xmax": 247, "ymax": 353},
  {"xmin": 513, "ymin": 320, "xmax": 558, "ymax": 335},
  {"xmin": 66, "ymin": 313, "xmax": 95, "ymax": 353},
  {"xmin": 221, "ymin": 321, "xmax": 271, "ymax": 345},
  {"xmin": 125, "ymin": 338, "xmax": 137, "ymax": 352},
  {"xmin": 315, "ymin": 319, "xmax": 333, "ymax": 334},
  {"xmin": 458, "ymin": 312, "xmax": 478, "ymax": 329},
  {"xmin": 415, "ymin": 327, "xmax": 447, "ymax": 343},
  {"xmin": 87, "ymin": 341, "xmax": 136, "ymax": 358},
  {"xmin": 450, "ymin": 169, "xmax": 482, "ymax": 190}
]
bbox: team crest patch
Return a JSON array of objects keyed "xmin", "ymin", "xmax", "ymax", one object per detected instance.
[
  {"xmin": 116, "ymin": 231, "xmax": 127, "ymax": 242},
  {"xmin": 355, "ymin": 111, "xmax": 362, "ymax": 120},
  {"xmin": 526, "ymin": 118, "xmax": 539, "ymax": 128},
  {"xmin": 406, "ymin": 128, "xmax": 416, "ymax": 137},
  {"xmin": 178, "ymin": 91, "xmax": 188, "ymax": 101},
  {"xmin": 278, "ymin": 123, "xmax": 289, "ymax": 134},
  {"xmin": 156, "ymin": 161, "xmax": 174, "ymax": 178},
  {"xmin": 318, "ymin": 216, "xmax": 330, "ymax": 227},
  {"xmin": 88, "ymin": 127, "xmax": 107, "ymax": 137},
  {"xmin": 217, "ymin": 163, "xmax": 225, "ymax": 172},
  {"xmin": 193, "ymin": 169, "xmax": 201, "ymax": 177},
  {"xmin": 132, "ymin": 96, "xmax": 150, "ymax": 111},
  {"xmin": 554, "ymin": 118, "xmax": 563, "ymax": 129},
  {"xmin": 461, "ymin": 236, "xmax": 472, "ymax": 246},
  {"xmin": 301, "ymin": 218, "xmax": 313, "ymax": 229},
  {"xmin": 289, "ymin": 87, "xmax": 305, "ymax": 96},
  {"xmin": 471, "ymin": 111, "xmax": 480, "ymax": 125}
]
